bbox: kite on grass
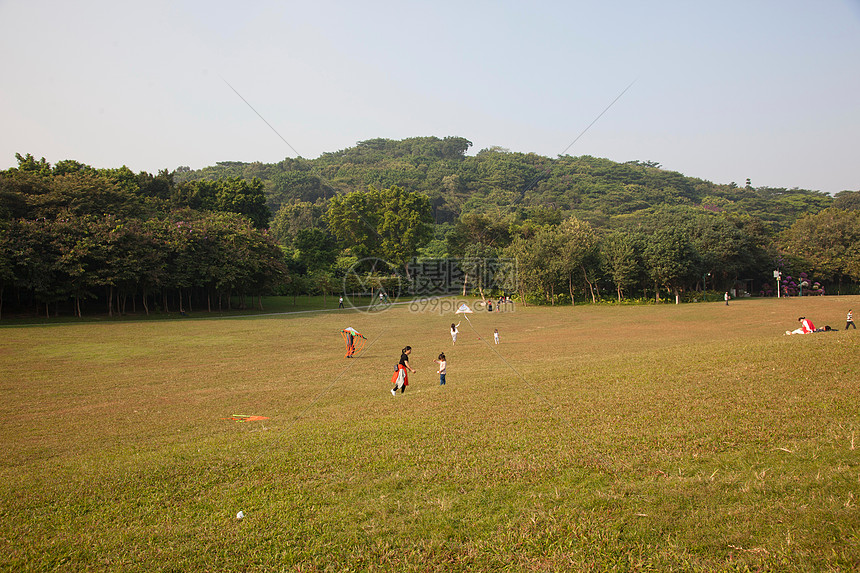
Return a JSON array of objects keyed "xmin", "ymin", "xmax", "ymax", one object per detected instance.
[
  {"xmin": 223, "ymin": 414, "xmax": 269, "ymax": 422},
  {"xmin": 342, "ymin": 327, "xmax": 367, "ymax": 358}
]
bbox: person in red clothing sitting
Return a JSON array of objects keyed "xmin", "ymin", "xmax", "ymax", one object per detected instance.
[{"xmin": 786, "ymin": 316, "xmax": 815, "ymax": 335}]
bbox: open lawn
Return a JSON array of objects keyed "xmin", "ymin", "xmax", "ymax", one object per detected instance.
[{"xmin": 1, "ymin": 296, "xmax": 858, "ymax": 571}]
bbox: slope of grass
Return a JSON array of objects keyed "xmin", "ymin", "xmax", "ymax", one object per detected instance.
[{"xmin": 1, "ymin": 296, "xmax": 858, "ymax": 571}]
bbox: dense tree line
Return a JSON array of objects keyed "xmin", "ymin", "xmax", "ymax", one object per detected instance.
[
  {"xmin": 439, "ymin": 205, "xmax": 860, "ymax": 305},
  {"xmin": 779, "ymin": 208, "xmax": 860, "ymax": 292},
  {"xmin": 183, "ymin": 136, "xmax": 849, "ymax": 304},
  {"xmin": 352, "ymin": 144, "xmax": 855, "ymax": 302},
  {"xmin": 0, "ymin": 154, "xmax": 285, "ymax": 318},
  {"xmin": 5, "ymin": 135, "xmax": 860, "ymax": 314},
  {"xmin": 173, "ymin": 136, "xmax": 860, "ymax": 302}
]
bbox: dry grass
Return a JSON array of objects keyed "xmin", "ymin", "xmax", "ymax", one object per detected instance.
[{"xmin": 1, "ymin": 296, "xmax": 858, "ymax": 571}]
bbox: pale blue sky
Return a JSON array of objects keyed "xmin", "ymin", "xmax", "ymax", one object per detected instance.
[{"xmin": 1, "ymin": 0, "xmax": 858, "ymax": 193}]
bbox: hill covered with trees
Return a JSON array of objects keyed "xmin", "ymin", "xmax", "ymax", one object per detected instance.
[
  {"xmin": 174, "ymin": 136, "xmax": 841, "ymax": 229},
  {"xmin": 3, "ymin": 137, "xmax": 859, "ymax": 317},
  {"xmin": 175, "ymin": 136, "xmax": 860, "ymax": 303}
]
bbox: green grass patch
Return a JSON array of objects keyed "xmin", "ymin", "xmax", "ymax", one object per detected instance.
[{"xmin": 1, "ymin": 296, "xmax": 858, "ymax": 571}]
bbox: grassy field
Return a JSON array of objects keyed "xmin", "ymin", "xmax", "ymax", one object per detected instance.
[{"xmin": 1, "ymin": 296, "xmax": 858, "ymax": 571}]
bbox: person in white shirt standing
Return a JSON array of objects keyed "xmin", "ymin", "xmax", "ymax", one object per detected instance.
[{"xmin": 435, "ymin": 353, "xmax": 447, "ymax": 385}]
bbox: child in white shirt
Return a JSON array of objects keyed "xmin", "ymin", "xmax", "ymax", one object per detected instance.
[{"xmin": 435, "ymin": 353, "xmax": 447, "ymax": 385}]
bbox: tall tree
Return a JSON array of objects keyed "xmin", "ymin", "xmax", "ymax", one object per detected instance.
[
  {"xmin": 171, "ymin": 178, "xmax": 271, "ymax": 228},
  {"xmin": 270, "ymin": 201, "xmax": 326, "ymax": 245},
  {"xmin": 601, "ymin": 231, "xmax": 640, "ymax": 302},
  {"xmin": 557, "ymin": 217, "xmax": 598, "ymax": 304},
  {"xmin": 325, "ymin": 188, "xmax": 383, "ymax": 263},
  {"xmin": 294, "ymin": 228, "xmax": 338, "ymax": 273},
  {"xmin": 326, "ymin": 186, "xmax": 432, "ymax": 275},
  {"xmin": 505, "ymin": 225, "xmax": 565, "ymax": 304},
  {"xmin": 446, "ymin": 211, "xmax": 512, "ymax": 255},
  {"xmin": 644, "ymin": 228, "xmax": 700, "ymax": 304},
  {"xmin": 215, "ymin": 177, "xmax": 271, "ymax": 229}
]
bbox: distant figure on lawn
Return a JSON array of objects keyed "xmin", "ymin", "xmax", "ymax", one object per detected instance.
[
  {"xmin": 786, "ymin": 316, "xmax": 816, "ymax": 335},
  {"xmin": 338, "ymin": 296, "xmax": 344, "ymax": 309},
  {"xmin": 494, "ymin": 328, "xmax": 500, "ymax": 345},
  {"xmin": 391, "ymin": 346, "xmax": 416, "ymax": 395},
  {"xmin": 724, "ymin": 292, "xmax": 730, "ymax": 305},
  {"xmin": 847, "ymin": 309, "xmax": 856, "ymax": 330},
  {"xmin": 451, "ymin": 322, "xmax": 460, "ymax": 345}
]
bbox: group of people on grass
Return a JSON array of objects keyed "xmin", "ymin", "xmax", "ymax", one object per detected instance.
[
  {"xmin": 389, "ymin": 346, "xmax": 449, "ymax": 395},
  {"xmin": 389, "ymin": 322, "xmax": 501, "ymax": 396},
  {"xmin": 485, "ymin": 296, "xmax": 513, "ymax": 313},
  {"xmin": 450, "ymin": 322, "xmax": 499, "ymax": 345},
  {"xmin": 785, "ymin": 309, "xmax": 855, "ymax": 335},
  {"xmin": 387, "ymin": 307, "xmax": 856, "ymax": 398}
]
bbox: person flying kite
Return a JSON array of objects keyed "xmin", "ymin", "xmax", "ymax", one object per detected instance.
[
  {"xmin": 341, "ymin": 327, "xmax": 367, "ymax": 357},
  {"xmin": 454, "ymin": 302, "xmax": 474, "ymax": 336},
  {"xmin": 450, "ymin": 322, "xmax": 460, "ymax": 345}
]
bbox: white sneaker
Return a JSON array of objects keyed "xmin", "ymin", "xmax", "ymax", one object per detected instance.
[{"xmin": 391, "ymin": 389, "xmax": 396, "ymax": 396}]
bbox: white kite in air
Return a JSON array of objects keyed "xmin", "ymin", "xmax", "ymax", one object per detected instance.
[
  {"xmin": 455, "ymin": 303, "xmax": 474, "ymax": 328},
  {"xmin": 455, "ymin": 303, "xmax": 473, "ymax": 315}
]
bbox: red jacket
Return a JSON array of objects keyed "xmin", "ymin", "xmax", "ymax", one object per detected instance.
[{"xmin": 391, "ymin": 364, "xmax": 409, "ymax": 386}]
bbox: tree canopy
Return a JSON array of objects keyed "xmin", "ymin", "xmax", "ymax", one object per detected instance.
[
  {"xmin": 0, "ymin": 155, "xmax": 284, "ymax": 318},
  {"xmin": 5, "ymin": 135, "xmax": 857, "ymax": 315},
  {"xmin": 326, "ymin": 185, "xmax": 432, "ymax": 273}
]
